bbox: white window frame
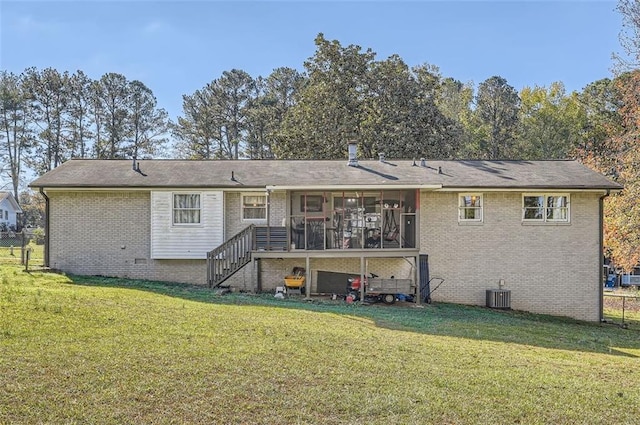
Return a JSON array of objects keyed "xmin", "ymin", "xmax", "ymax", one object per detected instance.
[
  {"xmin": 458, "ymin": 193, "xmax": 483, "ymax": 223},
  {"xmin": 241, "ymin": 193, "xmax": 267, "ymax": 222},
  {"xmin": 173, "ymin": 193, "xmax": 202, "ymax": 225},
  {"xmin": 522, "ymin": 193, "xmax": 570, "ymax": 223}
]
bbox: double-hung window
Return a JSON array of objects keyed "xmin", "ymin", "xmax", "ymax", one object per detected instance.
[
  {"xmin": 173, "ymin": 193, "xmax": 201, "ymax": 224},
  {"xmin": 242, "ymin": 193, "xmax": 267, "ymax": 220},
  {"xmin": 458, "ymin": 194, "xmax": 483, "ymax": 222},
  {"xmin": 523, "ymin": 194, "xmax": 569, "ymax": 223}
]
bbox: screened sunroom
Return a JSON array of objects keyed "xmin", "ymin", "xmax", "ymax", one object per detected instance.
[{"xmin": 288, "ymin": 190, "xmax": 418, "ymax": 251}]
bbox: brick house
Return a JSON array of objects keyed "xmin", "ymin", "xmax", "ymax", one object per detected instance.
[{"xmin": 30, "ymin": 155, "xmax": 621, "ymax": 322}]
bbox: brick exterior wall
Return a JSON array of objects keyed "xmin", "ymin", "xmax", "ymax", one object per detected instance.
[
  {"xmin": 420, "ymin": 191, "xmax": 602, "ymax": 322},
  {"xmin": 47, "ymin": 189, "xmax": 603, "ymax": 321},
  {"xmin": 48, "ymin": 191, "xmax": 207, "ymax": 285},
  {"xmin": 225, "ymin": 192, "xmax": 244, "ymax": 238},
  {"xmin": 225, "ymin": 191, "xmax": 286, "ymax": 238},
  {"xmin": 268, "ymin": 191, "xmax": 287, "ymax": 227}
]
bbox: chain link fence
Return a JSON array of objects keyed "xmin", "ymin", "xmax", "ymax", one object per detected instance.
[
  {"xmin": 603, "ymin": 291, "xmax": 640, "ymax": 329},
  {"xmin": 0, "ymin": 230, "xmax": 44, "ymax": 266}
]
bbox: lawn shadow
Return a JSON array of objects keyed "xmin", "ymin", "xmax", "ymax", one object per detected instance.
[{"xmin": 67, "ymin": 274, "xmax": 640, "ymax": 358}]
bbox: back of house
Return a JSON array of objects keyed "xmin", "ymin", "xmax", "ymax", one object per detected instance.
[{"xmin": 30, "ymin": 156, "xmax": 621, "ymax": 322}]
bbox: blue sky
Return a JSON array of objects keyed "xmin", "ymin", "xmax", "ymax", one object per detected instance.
[{"xmin": 0, "ymin": 0, "xmax": 625, "ymax": 121}]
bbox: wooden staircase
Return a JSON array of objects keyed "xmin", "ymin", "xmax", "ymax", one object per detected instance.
[
  {"xmin": 207, "ymin": 225, "xmax": 254, "ymax": 288},
  {"xmin": 206, "ymin": 225, "xmax": 289, "ymax": 288}
]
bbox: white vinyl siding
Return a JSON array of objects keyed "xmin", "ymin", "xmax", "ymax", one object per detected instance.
[{"xmin": 151, "ymin": 191, "xmax": 224, "ymax": 259}]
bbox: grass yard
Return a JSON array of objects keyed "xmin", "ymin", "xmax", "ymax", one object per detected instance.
[
  {"xmin": 604, "ymin": 289, "xmax": 640, "ymax": 328},
  {"xmin": 1, "ymin": 265, "xmax": 640, "ymax": 424},
  {"xmin": 0, "ymin": 243, "xmax": 44, "ymax": 266}
]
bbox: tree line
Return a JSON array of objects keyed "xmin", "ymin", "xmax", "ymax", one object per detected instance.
[
  {"xmin": 173, "ymin": 34, "xmax": 601, "ymax": 163},
  {"xmin": 1, "ymin": 35, "xmax": 619, "ymax": 188},
  {"xmin": 1, "ymin": 23, "xmax": 639, "ymax": 269},
  {"xmin": 0, "ymin": 69, "xmax": 169, "ymax": 198}
]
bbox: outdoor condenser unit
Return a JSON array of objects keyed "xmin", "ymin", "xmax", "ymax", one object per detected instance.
[{"xmin": 486, "ymin": 289, "xmax": 511, "ymax": 309}]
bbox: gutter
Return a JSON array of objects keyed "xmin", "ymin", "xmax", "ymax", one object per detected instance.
[
  {"xmin": 435, "ymin": 187, "xmax": 620, "ymax": 193},
  {"xmin": 599, "ymin": 189, "xmax": 611, "ymax": 322},
  {"xmin": 266, "ymin": 184, "xmax": 443, "ymax": 191},
  {"xmin": 38, "ymin": 188, "xmax": 50, "ymax": 268}
]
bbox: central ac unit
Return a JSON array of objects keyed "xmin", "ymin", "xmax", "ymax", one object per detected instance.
[{"xmin": 486, "ymin": 289, "xmax": 511, "ymax": 309}]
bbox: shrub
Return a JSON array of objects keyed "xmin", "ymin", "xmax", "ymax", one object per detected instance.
[{"xmin": 32, "ymin": 228, "xmax": 45, "ymax": 245}]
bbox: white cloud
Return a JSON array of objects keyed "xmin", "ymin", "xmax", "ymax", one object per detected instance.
[
  {"xmin": 142, "ymin": 20, "xmax": 164, "ymax": 35},
  {"xmin": 11, "ymin": 14, "xmax": 57, "ymax": 34}
]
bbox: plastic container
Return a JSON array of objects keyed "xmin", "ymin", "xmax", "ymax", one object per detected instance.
[{"xmin": 284, "ymin": 267, "xmax": 306, "ymax": 289}]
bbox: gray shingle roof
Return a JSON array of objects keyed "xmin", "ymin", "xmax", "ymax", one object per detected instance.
[
  {"xmin": 29, "ymin": 159, "xmax": 622, "ymax": 191},
  {"xmin": 0, "ymin": 191, "xmax": 23, "ymax": 212}
]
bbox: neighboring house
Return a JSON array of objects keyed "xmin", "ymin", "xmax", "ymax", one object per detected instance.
[
  {"xmin": 0, "ymin": 191, "xmax": 23, "ymax": 231},
  {"xmin": 30, "ymin": 151, "xmax": 621, "ymax": 322}
]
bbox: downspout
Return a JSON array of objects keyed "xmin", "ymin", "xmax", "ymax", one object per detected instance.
[
  {"xmin": 39, "ymin": 187, "xmax": 50, "ymax": 268},
  {"xmin": 415, "ymin": 189, "xmax": 421, "ymax": 305},
  {"xmin": 599, "ymin": 189, "xmax": 611, "ymax": 322},
  {"xmin": 266, "ymin": 189, "xmax": 271, "ymax": 249}
]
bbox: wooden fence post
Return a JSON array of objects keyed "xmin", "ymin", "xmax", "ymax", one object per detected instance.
[{"xmin": 24, "ymin": 247, "xmax": 30, "ymax": 272}]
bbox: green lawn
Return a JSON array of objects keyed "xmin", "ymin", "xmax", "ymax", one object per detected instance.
[
  {"xmin": 0, "ymin": 243, "xmax": 44, "ymax": 266},
  {"xmin": 604, "ymin": 289, "xmax": 640, "ymax": 327},
  {"xmin": 1, "ymin": 265, "xmax": 639, "ymax": 424}
]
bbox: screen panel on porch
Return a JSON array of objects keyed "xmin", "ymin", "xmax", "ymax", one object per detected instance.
[{"xmin": 289, "ymin": 190, "xmax": 417, "ymax": 250}]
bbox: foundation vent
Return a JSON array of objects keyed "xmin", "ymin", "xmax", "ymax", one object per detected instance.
[{"xmin": 486, "ymin": 289, "xmax": 511, "ymax": 309}]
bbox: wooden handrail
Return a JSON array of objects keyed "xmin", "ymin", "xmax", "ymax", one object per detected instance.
[{"xmin": 206, "ymin": 225, "xmax": 254, "ymax": 288}]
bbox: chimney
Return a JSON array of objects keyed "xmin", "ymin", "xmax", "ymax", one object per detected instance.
[
  {"xmin": 347, "ymin": 141, "xmax": 358, "ymax": 167},
  {"xmin": 420, "ymin": 158, "xmax": 426, "ymax": 167},
  {"xmin": 378, "ymin": 153, "xmax": 385, "ymax": 162},
  {"xmin": 132, "ymin": 157, "xmax": 137, "ymax": 171}
]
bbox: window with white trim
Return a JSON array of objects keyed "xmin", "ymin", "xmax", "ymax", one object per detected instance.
[
  {"xmin": 242, "ymin": 193, "xmax": 267, "ymax": 220},
  {"xmin": 522, "ymin": 194, "xmax": 569, "ymax": 222},
  {"xmin": 458, "ymin": 194, "xmax": 483, "ymax": 222},
  {"xmin": 173, "ymin": 193, "xmax": 201, "ymax": 224}
]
